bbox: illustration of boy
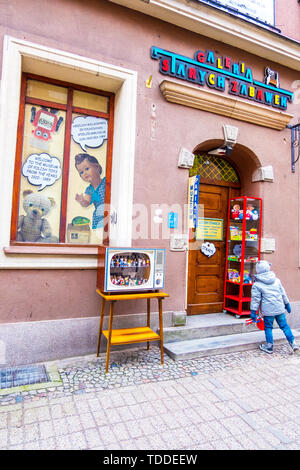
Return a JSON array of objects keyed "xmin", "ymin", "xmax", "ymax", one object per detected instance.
[{"xmin": 75, "ymin": 153, "xmax": 106, "ymax": 229}]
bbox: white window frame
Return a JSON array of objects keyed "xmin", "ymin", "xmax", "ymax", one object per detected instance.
[{"xmin": 0, "ymin": 36, "xmax": 137, "ymax": 268}]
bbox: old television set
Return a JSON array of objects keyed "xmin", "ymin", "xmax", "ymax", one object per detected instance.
[{"xmin": 97, "ymin": 247, "xmax": 165, "ymax": 292}]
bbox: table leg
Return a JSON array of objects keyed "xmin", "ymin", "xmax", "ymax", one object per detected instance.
[
  {"xmin": 106, "ymin": 300, "xmax": 116, "ymax": 373},
  {"xmin": 147, "ymin": 298, "xmax": 151, "ymax": 350},
  {"xmin": 158, "ymin": 298, "xmax": 164, "ymax": 365},
  {"xmin": 97, "ymin": 298, "xmax": 106, "ymax": 357}
]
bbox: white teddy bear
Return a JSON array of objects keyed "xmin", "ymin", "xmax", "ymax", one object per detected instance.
[{"xmin": 16, "ymin": 190, "xmax": 58, "ymax": 243}]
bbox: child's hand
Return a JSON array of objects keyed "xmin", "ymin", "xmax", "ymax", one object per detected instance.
[
  {"xmin": 75, "ymin": 193, "xmax": 84, "ymax": 204},
  {"xmin": 250, "ymin": 310, "xmax": 258, "ymax": 322},
  {"xmin": 285, "ymin": 303, "xmax": 291, "ymax": 314},
  {"xmin": 75, "ymin": 193, "xmax": 91, "ymax": 207}
]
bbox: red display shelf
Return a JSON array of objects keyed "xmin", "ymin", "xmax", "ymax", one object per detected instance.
[
  {"xmin": 226, "ymin": 280, "xmax": 253, "ymax": 286},
  {"xmin": 225, "ymin": 307, "xmax": 251, "ymax": 316},
  {"xmin": 223, "ymin": 196, "xmax": 262, "ymax": 319},
  {"xmin": 225, "ymin": 294, "xmax": 251, "ymax": 302}
]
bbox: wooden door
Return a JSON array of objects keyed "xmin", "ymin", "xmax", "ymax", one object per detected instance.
[{"xmin": 187, "ymin": 184, "xmax": 239, "ymax": 314}]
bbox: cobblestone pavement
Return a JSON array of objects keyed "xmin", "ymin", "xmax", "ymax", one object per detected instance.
[{"xmin": 0, "ymin": 344, "xmax": 299, "ymax": 450}]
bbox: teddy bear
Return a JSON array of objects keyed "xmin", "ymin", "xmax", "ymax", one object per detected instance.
[{"xmin": 16, "ymin": 190, "xmax": 58, "ymax": 243}]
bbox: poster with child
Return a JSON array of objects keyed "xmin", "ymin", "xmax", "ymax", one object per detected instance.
[{"xmin": 67, "ymin": 115, "xmax": 108, "ymax": 244}]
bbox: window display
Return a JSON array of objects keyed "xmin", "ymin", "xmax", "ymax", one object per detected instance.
[
  {"xmin": 223, "ymin": 196, "xmax": 262, "ymax": 318},
  {"xmin": 11, "ymin": 75, "xmax": 114, "ymax": 246}
]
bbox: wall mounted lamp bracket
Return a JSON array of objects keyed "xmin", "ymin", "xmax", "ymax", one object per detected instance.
[{"xmin": 287, "ymin": 123, "xmax": 300, "ymax": 173}]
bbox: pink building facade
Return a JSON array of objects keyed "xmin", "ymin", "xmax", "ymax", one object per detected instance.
[{"xmin": 0, "ymin": 0, "xmax": 299, "ymax": 365}]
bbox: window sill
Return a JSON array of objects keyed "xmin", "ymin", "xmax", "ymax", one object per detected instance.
[{"xmin": 4, "ymin": 245, "xmax": 98, "ymax": 255}]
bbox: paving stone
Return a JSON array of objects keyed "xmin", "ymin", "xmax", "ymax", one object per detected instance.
[
  {"xmin": 0, "ymin": 413, "xmax": 7, "ymax": 429},
  {"xmin": 39, "ymin": 437, "xmax": 56, "ymax": 450},
  {"xmin": 112, "ymin": 422, "xmax": 130, "ymax": 441},
  {"xmin": 23, "ymin": 440, "xmax": 40, "ymax": 450},
  {"xmin": 0, "ymin": 344, "xmax": 299, "ymax": 450},
  {"xmin": 67, "ymin": 415, "xmax": 82, "ymax": 433},
  {"xmin": 79, "ymin": 412, "xmax": 96, "ymax": 430},
  {"xmin": 35, "ymin": 406, "xmax": 51, "ymax": 421},
  {"xmin": 39, "ymin": 420, "xmax": 55, "ymax": 440},
  {"xmin": 53, "ymin": 417, "xmax": 69, "ymax": 437},
  {"xmin": 55, "ymin": 434, "xmax": 72, "ymax": 450},
  {"xmin": 69, "ymin": 431, "xmax": 87, "ymax": 450},
  {"xmin": 49, "ymin": 404, "xmax": 64, "ymax": 419},
  {"xmin": 8, "ymin": 426, "xmax": 24, "ymax": 446},
  {"xmin": 126, "ymin": 420, "xmax": 143, "ymax": 439},
  {"xmin": 0, "ymin": 428, "xmax": 8, "ymax": 448},
  {"xmin": 85, "ymin": 427, "xmax": 103, "ymax": 449}
]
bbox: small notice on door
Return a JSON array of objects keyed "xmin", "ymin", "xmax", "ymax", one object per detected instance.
[{"xmin": 196, "ymin": 218, "xmax": 223, "ymax": 241}]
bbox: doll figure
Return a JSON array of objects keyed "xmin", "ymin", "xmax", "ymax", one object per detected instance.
[
  {"xmin": 231, "ymin": 204, "xmax": 240, "ymax": 220},
  {"xmin": 243, "ymin": 270, "xmax": 252, "ymax": 284},
  {"xmin": 246, "ymin": 205, "xmax": 255, "ymax": 220}
]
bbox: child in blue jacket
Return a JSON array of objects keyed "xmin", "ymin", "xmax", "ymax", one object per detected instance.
[{"xmin": 250, "ymin": 260, "xmax": 299, "ymax": 354}]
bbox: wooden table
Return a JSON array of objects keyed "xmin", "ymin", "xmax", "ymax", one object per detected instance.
[{"xmin": 96, "ymin": 289, "xmax": 169, "ymax": 373}]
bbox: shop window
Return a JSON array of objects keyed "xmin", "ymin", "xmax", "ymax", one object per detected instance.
[
  {"xmin": 190, "ymin": 154, "xmax": 240, "ymax": 184},
  {"xmin": 10, "ymin": 74, "xmax": 114, "ymax": 246}
]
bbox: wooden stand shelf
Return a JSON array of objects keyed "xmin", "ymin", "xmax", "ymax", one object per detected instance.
[
  {"xmin": 96, "ymin": 289, "xmax": 169, "ymax": 372},
  {"xmin": 102, "ymin": 327, "xmax": 160, "ymax": 345}
]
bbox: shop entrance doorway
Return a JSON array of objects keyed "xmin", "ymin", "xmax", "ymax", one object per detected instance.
[{"xmin": 187, "ymin": 154, "xmax": 240, "ymax": 314}]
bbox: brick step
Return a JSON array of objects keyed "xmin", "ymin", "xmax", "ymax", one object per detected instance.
[{"xmin": 163, "ymin": 328, "xmax": 300, "ymax": 361}]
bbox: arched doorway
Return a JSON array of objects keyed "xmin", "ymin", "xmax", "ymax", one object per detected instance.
[{"xmin": 187, "ymin": 153, "xmax": 241, "ymax": 314}]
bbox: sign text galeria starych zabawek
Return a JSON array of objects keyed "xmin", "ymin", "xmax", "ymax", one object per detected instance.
[{"xmin": 151, "ymin": 46, "xmax": 293, "ymax": 111}]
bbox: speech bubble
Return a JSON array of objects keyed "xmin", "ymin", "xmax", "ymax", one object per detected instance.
[
  {"xmin": 71, "ymin": 116, "xmax": 108, "ymax": 152},
  {"xmin": 22, "ymin": 153, "xmax": 62, "ymax": 191}
]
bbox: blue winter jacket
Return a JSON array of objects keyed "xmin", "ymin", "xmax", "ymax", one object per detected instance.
[{"xmin": 250, "ymin": 271, "xmax": 289, "ymax": 316}]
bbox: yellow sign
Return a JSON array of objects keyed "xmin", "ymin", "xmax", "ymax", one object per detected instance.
[{"xmin": 196, "ymin": 218, "xmax": 223, "ymax": 241}]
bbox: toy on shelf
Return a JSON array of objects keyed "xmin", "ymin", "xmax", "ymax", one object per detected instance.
[
  {"xmin": 230, "ymin": 226, "xmax": 242, "ymax": 240},
  {"xmin": 228, "ymin": 269, "xmax": 240, "ymax": 283},
  {"xmin": 245, "ymin": 205, "xmax": 253, "ymax": 220},
  {"xmin": 224, "ymin": 196, "xmax": 262, "ymax": 318},
  {"xmin": 234, "ymin": 204, "xmax": 260, "ymax": 221},
  {"xmin": 228, "ymin": 255, "xmax": 258, "ymax": 263},
  {"xmin": 227, "ymin": 255, "xmax": 239, "ymax": 261},
  {"xmin": 246, "ymin": 228, "xmax": 258, "ymax": 240},
  {"xmin": 110, "ymin": 273, "xmax": 148, "ymax": 287},
  {"xmin": 246, "ymin": 205, "xmax": 259, "ymax": 221},
  {"xmin": 243, "ymin": 270, "xmax": 252, "ymax": 284},
  {"xmin": 244, "ymin": 256, "xmax": 258, "ymax": 262},
  {"xmin": 233, "ymin": 244, "xmax": 242, "ymax": 258},
  {"xmin": 231, "ymin": 204, "xmax": 241, "ymax": 220}
]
